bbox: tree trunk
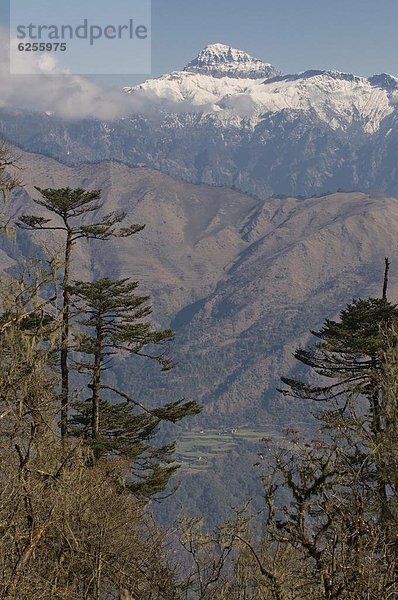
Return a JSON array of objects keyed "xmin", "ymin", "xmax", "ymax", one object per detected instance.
[
  {"xmin": 2, "ymin": 525, "xmax": 48, "ymax": 600},
  {"xmin": 91, "ymin": 323, "xmax": 103, "ymax": 440},
  {"xmin": 60, "ymin": 229, "xmax": 72, "ymax": 446}
]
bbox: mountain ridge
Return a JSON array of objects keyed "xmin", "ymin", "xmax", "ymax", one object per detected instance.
[
  {"xmin": 3, "ymin": 147, "xmax": 398, "ymax": 426},
  {"xmin": 2, "ymin": 44, "xmax": 398, "ymax": 199},
  {"xmin": 123, "ymin": 61, "xmax": 397, "ymax": 134},
  {"xmin": 183, "ymin": 43, "xmax": 281, "ymax": 79}
]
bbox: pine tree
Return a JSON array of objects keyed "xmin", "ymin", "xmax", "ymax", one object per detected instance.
[
  {"xmin": 279, "ymin": 296, "xmax": 398, "ymax": 435},
  {"xmin": 279, "ymin": 263, "xmax": 398, "ymax": 528},
  {"xmin": 250, "ymin": 306, "xmax": 398, "ymax": 599},
  {"xmin": 0, "ymin": 276, "xmax": 176, "ymax": 598},
  {"xmin": 18, "ymin": 187, "xmax": 144, "ymax": 444},
  {"xmin": 70, "ymin": 277, "xmax": 201, "ymax": 496}
]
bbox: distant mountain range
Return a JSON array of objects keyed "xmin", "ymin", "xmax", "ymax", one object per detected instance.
[
  {"xmin": 4, "ymin": 146, "xmax": 398, "ymax": 524},
  {"xmin": 3, "ymin": 46, "xmax": 398, "ymax": 523},
  {"xmin": 1, "ymin": 43, "xmax": 398, "ymax": 198},
  {"xmin": 6, "ymin": 148, "xmax": 398, "ymax": 428}
]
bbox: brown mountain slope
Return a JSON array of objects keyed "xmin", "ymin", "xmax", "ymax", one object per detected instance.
[
  {"xmin": 11, "ymin": 149, "xmax": 257, "ymax": 320},
  {"xmin": 128, "ymin": 192, "xmax": 398, "ymax": 426},
  {"xmin": 5, "ymin": 149, "xmax": 398, "ymax": 427}
]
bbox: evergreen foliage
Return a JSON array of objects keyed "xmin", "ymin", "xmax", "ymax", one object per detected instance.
[
  {"xmin": 280, "ymin": 297, "xmax": 398, "ymax": 405},
  {"xmin": 5, "ymin": 144, "xmax": 398, "ymax": 597},
  {"xmin": 70, "ymin": 276, "xmax": 201, "ymax": 496},
  {"xmin": 18, "ymin": 186, "xmax": 145, "ymax": 442}
]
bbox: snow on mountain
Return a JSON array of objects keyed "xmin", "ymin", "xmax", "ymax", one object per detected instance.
[
  {"xmin": 123, "ymin": 46, "xmax": 398, "ymax": 133},
  {"xmin": 122, "ymin": 43, "xmax": 281, "ymax": 116},
  {"xmin": 183, "ymin": 43, "xmax": 281, "ymax": 79},
  {"xmin": 4, "ymin": 44, "xmax": 398, "ymax": 200},
  {"xmin": 259, "ymin": 70, "xmax": 397, "ymax": 133}
]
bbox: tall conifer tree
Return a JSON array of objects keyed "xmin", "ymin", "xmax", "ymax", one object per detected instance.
[
  {"xmin": 280, "ymin": 264, "xmax": 398, "ymax": 517},
  {"xmin": 70, "ymin": 277, "xmax": 200, "ymax": 496},
  {"xmin": 18, "ymin": 187, "xmax": 144, "ymax": 444}
]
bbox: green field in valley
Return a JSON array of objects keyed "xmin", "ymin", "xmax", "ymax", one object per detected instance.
[{"xmin": 175, "ymin": 427, "xmax": 279, "ymax": 472}]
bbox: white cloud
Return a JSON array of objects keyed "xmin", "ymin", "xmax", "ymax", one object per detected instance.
[
  {"xmin": 37, "ymin": 53, "xmax": 60, "ymax": 73},
  {"xmin": 0, "ymin": 29, "xmax": 150, "ymax": 120}
]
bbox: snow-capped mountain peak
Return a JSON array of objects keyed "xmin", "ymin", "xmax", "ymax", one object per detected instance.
[
  {"xmin": 183, "ymin": 43, "xmax": 281, "ymax": 79},
  {"xmin": 122, "ymin": 44, "xmax": 398, "ymax": 135}
]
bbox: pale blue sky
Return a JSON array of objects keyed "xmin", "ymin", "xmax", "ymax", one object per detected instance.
[
  {"xmin": 3, "ymin": 0, "xmax": 398, "ymax": 86},
  {"xmin": 152, "ymin": 0, "xmax": 398, "ymax": 76},
  {"xmin": 112, "ymin": 0, "xmax": 398, "ymax": 86}
]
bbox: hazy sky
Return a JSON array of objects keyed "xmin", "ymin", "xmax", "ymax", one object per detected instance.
[
  {"xmin": 73, "ymin": 0, "xmax": 398, "ymax": 88},
  {"xmin": 2, "ymin": 0, "xmax": 398, "ymax": 103},
  {"xmin": 151, "ymin": 0, "xmax": 398, "ymax": 77}
]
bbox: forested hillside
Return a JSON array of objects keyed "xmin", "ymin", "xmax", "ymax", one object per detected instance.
[{"xmin": 1, "ymin": 144, "xmax": 398, "ymax": 598}]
